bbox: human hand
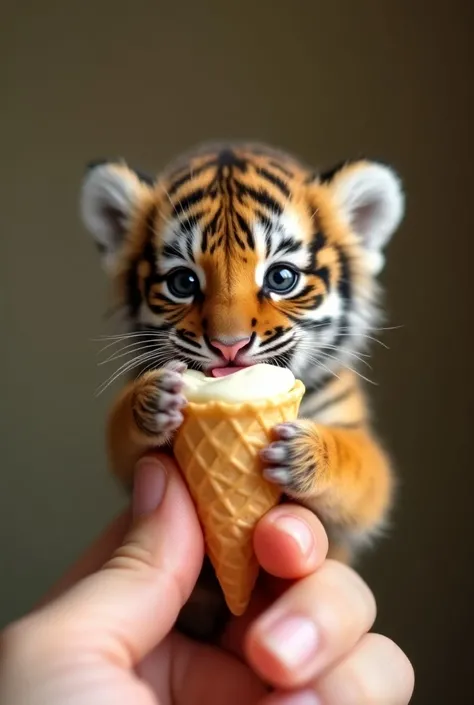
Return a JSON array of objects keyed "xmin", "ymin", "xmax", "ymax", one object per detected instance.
[{"xmin": 0, "ymin": 455, "xmax": 414, "ymax": 704}]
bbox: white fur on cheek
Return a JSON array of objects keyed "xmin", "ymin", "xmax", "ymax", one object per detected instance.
[
  {"xmin": 138, "ymin": 300, "xmax": 166, "ymax": 328},
  {"xmin": 306, "ymin": 289, "xmax": 342, "ymax": 321}
]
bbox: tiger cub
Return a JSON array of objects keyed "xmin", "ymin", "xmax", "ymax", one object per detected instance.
[{"xmin": 80, "ymin": 142, "xmax": 404, "ymax": 637}]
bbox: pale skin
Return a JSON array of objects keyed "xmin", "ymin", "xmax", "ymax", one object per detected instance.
[{"xmin": 0, "ymin": 455, "xmax": 414, "ymax": 705}]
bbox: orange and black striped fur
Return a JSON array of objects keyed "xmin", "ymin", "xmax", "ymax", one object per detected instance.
[{"xmin": 81, "ymin": 142, "xmax": 404, "ymax": 637}]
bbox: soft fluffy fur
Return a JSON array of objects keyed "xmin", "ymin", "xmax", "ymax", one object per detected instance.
[{"xmin": 80, "ymin": 142, "xmax": 404, "ymax": 637}]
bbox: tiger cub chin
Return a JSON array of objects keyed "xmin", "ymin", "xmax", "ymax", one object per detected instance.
[{"xmin": 80, "ymin": 142, "xmax": 404, "ymax": 640}]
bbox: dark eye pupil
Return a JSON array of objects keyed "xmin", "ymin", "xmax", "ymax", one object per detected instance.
[
  {"xmin": 168, "ymin": 268, "xmax": 198, "ymax": 298},
  {"xmin": 266, "ymin": 266, "xmax": 298, "ymax": 293},
  {"xmin": 273, "ymin": 269, "xmax": 290, "ymax": 285}
]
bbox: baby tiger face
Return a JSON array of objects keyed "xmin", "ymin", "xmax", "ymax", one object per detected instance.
[{"xmin": 81, "ymin": 143, "xmax": 404, "ymax": 381}]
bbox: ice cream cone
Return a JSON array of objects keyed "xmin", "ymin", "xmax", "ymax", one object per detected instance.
[{"xmin": 173, "ymin": 379, "xmax": 305, "ymax": 616}]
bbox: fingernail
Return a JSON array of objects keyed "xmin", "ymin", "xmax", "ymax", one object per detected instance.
[
  {"xmin": 274, "ymin": 515, "xmax": 314, "ymax": 557},
  {"xmin": 133, "ymin": 459, "xmax": 167, "ymax": 518},
  {"xmin": 259, "ymin": 614, "xmax": 319, "ymax": 669}
]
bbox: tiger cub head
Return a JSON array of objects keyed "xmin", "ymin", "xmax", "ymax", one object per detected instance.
[{"xmin": 80, "ymin": 143, "xmax": 404, "ymax": 383}]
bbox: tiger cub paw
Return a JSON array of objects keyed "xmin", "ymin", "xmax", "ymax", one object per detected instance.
[
  {"xmin": 260, "ymin": 420, "xmax": 328, "ymax": 498},
  {"xmin": 132, "ymin": 362, "xmax": 187, "ymax": 441}
]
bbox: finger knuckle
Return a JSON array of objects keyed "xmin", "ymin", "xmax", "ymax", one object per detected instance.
[{"xmin": 105, "ymin": 539, "xmax": 156, "ymax": 575}]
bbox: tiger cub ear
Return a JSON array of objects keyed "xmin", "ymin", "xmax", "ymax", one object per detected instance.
[
  {"xmin": 321, "ymin": 160, "xmax": 405, "ymax": 274},
  {"xmin": 80, "ymin": 160, "xmax": 153, "ymax": 272}
]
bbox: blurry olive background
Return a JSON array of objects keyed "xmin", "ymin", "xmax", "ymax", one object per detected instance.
[{"xmin": 1, "ymin": 2, "xmax": 473, "ymax": 702}]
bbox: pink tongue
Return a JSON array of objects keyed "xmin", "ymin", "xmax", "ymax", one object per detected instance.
[{"xmin": 211, "ymin": 366, "xmax": 248, "ymax": 378}]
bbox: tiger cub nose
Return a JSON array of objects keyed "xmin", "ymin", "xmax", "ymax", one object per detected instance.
[{"xmin": 210, "ymin": 336, "xmax": 251, "ymax": 361}]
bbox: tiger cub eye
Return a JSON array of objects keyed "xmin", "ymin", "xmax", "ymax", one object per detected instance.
[
  {"xmin": 264, "ymin": 265, "xmax": 299, "ymax": 293},
  {"xmin": 167, "ymin": 268, "xmax": 200, "ymax": 298}
]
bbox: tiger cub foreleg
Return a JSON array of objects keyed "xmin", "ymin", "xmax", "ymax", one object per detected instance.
[
  {"xmin": 260, "ymin": 421, "xmax": 393, "ymax": 563},
  {"xmin": 106, "ymin": 362, "xmax": 187, "ymax": 488}
]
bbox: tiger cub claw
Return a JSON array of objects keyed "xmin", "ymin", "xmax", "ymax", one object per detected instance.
[
  {"xmin": 132, "ymin": 362, "xmax": 187, "ymax": 440},
  {"xmin": 260, "ymin": 421, "xmax": 322, "ymax": 498}
]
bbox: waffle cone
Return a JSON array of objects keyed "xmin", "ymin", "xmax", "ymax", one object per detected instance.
[{"xmin": 173, "ymin": 379, "xmax": 305, "ymax": 616}]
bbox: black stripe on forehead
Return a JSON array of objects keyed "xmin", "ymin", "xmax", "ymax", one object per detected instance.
[
  {"xmin": 255, "ymin": 212, "xmax": 273, "ymax": 258},
  {"xmin": 256, "ymin": 211, "xmax": 272, "ymax": 232},
  {"xmin": 235, "ymin": 212, "xmax": 255, "ymax": 249},
  {"xmin": 217, "ymin": 148, "xmax": 248, "ymax": 172},
  {"xmin": 201, "ymin": 206, "xmax": 222, "ymax": 253},
  {"xmin": 234, "ymin": 180, "xmax": 283, "ymax": 215},
  {"xmin": 256, "ymin": 166, "xmax": 291, "ymax": 198},
  {"xmin": 231, "ymin": 223, "xmax": 246, "ymax": 250},
  {"xmin": 173, "ymin": 188, "xmax": 206, "ymax": 215},
  {"xmin": 179, "ymin": 211, "xmax": 205, "ymax": 235},
  {"xmin": 167, "ymin": 158, "xmax": 217, "ymax": 196},
  {"xmin": 268, "ymin": 160, "xmax": 294, "ymax": 178}
]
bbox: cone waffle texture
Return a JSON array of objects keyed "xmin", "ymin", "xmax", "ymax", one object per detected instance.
[{"xmin": 173, "ymin": 379, "xmax": 305, "ymax": 616}]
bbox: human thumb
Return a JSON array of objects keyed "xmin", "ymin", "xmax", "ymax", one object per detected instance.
[{"xmin": 25, "ymin": 455, "xmax": 204, "ymax": 667}]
